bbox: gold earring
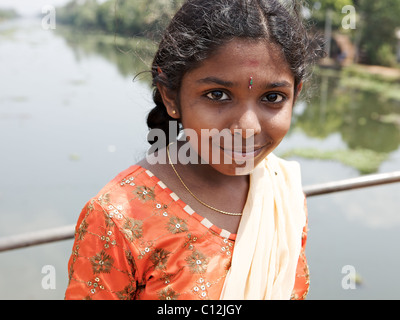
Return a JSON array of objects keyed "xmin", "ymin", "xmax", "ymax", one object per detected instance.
[{"xmin": 172, "ymin": 110, "xmax": 177, "ymax": 115}]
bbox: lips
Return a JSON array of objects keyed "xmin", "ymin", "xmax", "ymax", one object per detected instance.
[{"xmin": 220, "ymin": 145, "xmax": 267, "ymax": 161}]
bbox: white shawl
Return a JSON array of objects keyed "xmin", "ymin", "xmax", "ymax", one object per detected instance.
[{"xmin": 220, "ymin": 153, "xmax": 306, "ymax": 300}]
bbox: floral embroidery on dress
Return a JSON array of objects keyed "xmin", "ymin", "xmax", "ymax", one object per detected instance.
[
  {"xmin": 150, "ymin": 248, "xmax": 171, "ymax": 270},
  {"xmin": 76, "ymin": 220, "xmax": 88, "ymax": 241},
  {"xmin": 116, "ymin": 283, "xmax": 136, "ymax": 300},
  {"xmin": 182, "ymin": 233, "xmax": 197, "ymax": 250},
  {"xmin": 120, "ymin": 176, "xmax": 136, "ymax": 187},
  {"xmin": 158, "ymin": 287, "xmax": 180, "ymax": 300},
  {"xmin": 65, "ymin": 166, "xmax": 309, "ymax": 300},
  {"xmin": 104, "ymin": 217, "xmax": 116, "ymax": 229},
  {"xmin": 134, "ymin": 185, "xmax": 155, "ymax": 202},
  {"xmin": 86, "ymin": 276, "xmax": 105, "ymax": 295},
  {"xmin": 90, "ymin": 250, "xmax": 114, "ymax": 274},
  {"xmin": 166, "ymin": 216, "xmax": 188, "ymax": 234},
  {"xmin": 100, "ymin": 230, "xmax": 116, "ymax": 249},
  {"xmin": 193, "ymin": 277, "xmax": 211, "ymax": 299},
  {"xmin": 159, "ymin": 270, "xmax": 181, "ymax": 285},
  {"xmin": 185, "ymin": 250, "xmax": 209, "ymax": 274},
  {"xmin": 124, "ymin": 249, "xmax": 137, "ymax": 274},
  {"xmin": 122, "ymin": 217, "xmax": 143, "ymax": 242},
  {"xmin": 98, "ymin": 192, "xmax": 111, "ymax": 205}
]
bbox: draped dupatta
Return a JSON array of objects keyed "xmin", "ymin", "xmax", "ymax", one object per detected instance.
[{"xmin": 220, "ymin": 154, "xmax": 306, "ymax": 300}]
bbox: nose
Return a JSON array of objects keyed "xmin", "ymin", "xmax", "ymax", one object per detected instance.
[{"xmin": 229, "ymin": 105, "xmax": 262, "ymax": 139}]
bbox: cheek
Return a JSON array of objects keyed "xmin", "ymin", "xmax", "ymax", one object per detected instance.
[
  {"xmin": 180, "ymin": 102, "xmax": 224, "ymax": 133},
  {"xmin": 263, "ymin": 108, "xmax": 292, "ymax": 138}
]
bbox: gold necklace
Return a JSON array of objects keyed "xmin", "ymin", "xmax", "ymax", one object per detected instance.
[{"xmin": 166, "ymin": 143, "xmax": 243, "ymax": 216}]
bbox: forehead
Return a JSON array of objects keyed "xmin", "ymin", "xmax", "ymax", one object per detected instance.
[{"xmin": 186, "ymin": 38, "xmax": 293, "ymax": 82}]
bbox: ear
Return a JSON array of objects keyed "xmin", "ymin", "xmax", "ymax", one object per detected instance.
[
  {"xmin": 296, "ymin": 81, "xmax": 303, "ymax": 99},
  {"xmin": 294, "ymin": 82, "xmax": 303, "ymax": 102},
  {"xmin": 156, "ymin": 83, "xmax": 181, "ymax": 119}
]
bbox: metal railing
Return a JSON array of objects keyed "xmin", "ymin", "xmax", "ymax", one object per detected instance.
[{"xmin": 1, "ymin": 170, "xmax": 399, "ymax": 253}]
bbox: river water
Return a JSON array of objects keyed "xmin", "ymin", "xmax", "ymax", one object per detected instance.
[{"xmin": 1, "ymin": 18, "xmax": 399, "ymax": 300}]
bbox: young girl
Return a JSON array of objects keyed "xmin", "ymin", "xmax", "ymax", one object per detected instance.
[{"xmin": 65, "ymin": 0, "xmax": 324, "ymax": 300}]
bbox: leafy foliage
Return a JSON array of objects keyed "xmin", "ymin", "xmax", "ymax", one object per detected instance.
[
  {"xmin": 281, "ymin": 147, "xmax": 389, "ymax": 174},
  {"xmin": 57, "ymin": 0, "xmax": 184, "ymax": 38},
  {"xmin": 57, "ymin": 0, "xmax": 400, "ymax": 67},
  {"xmin": 0, "ymin": 8, "xmax": 18, "ymax": 21},
  {"xmin": 308, "ymin": 0, "xmax": 400, "ymax": 66},
  {"xmin": 354, "ymin": 0, "xmax": 400, "ymax": 66}
]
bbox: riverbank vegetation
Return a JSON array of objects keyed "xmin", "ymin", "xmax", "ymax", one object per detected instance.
[
  {"xmin": 57, "ymin": 0, "xmax": 184, "ymax": 39},
  {"xmin": 56, "ymin": 0, "xmax": 400, "ymax": 68},
  {"xmin": 308, "ymin": 0, "xmax": 400, "ymax": 68},
  {"xmin": 0, "ymin": 9, "xmax": 18, "ymax": 21},
  {"xmin": 280, "ymin": 148, "xmax": 389, "ymax": 175},
  {"xmin": 56, "ymin": 25, "xmax": 157, "ymax": 78},
  {"xmin": 340, "ymin": 66, "xmax": 400, "ymax": 102}
]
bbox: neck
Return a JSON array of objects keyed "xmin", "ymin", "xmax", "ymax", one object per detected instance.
[
  {"xmin": 140, "ymin": 141, "xmax": 251, "ymax": 227},
  {"xmin": 170, "ymin": 140, "xmax": 250, "ymax": 193}
]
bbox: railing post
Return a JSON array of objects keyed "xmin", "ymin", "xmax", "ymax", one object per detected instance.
[
  {"xmin": 0, "ymin": 224, "xmax": 76, "ymax": 253},
  {"xmin": 303, "ymin": 171, "xmax": 400, "ymax": 197}
]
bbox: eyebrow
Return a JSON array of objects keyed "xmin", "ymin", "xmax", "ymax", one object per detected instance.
[
  {"xmin": 197, "ymin": 76, "xmax": 292, "ymax": 89},
  {"xmin": 265, "ymin": 81, "xmax": 292, "ymax": 89},
  {"xmin": 197, "ymin": 77, "xmax": 234, "ymax": 87}
]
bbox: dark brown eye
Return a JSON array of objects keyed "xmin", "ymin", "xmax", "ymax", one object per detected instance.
[
  {"xmin": 263, "ymin": 93, "xmax": 284, "ymax": 103},
  {"xmin": 206, "ymin": 90, "xmax": 229, "ymax": 101}
]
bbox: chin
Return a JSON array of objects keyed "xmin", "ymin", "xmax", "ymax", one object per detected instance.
[
  {"xmin": 210, "ymin": 157, "xmax": 265, "ymax": 176},
  {"xmin": 202, "ymin": 141, "xmax": 276, "ymax": 176}
]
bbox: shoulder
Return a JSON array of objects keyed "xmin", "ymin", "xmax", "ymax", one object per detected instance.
[
  {"xmin": 89, "ymin": 165, "xmax": 165, "ymax": 221},
  {"xmin": 95, "ymin": 165, "xmax": 144, "ymax": 196},
  {"xmin": 266, "ymin": 153, "xmax": 303, "ymax": 190},
  {"xmin": 94, "ymin": 164, "xmax": 164, "ymax": 199},
  {"xmin": 266, "ymin": 153, "xmax": 306, "ymax": 222},
  {"xmin": 77, "ymin": 165, "xmax": 177, "ymax": 252},
  {"xmin": 267, "ymin": 153, "xmax": 301, "ymax": 175}
]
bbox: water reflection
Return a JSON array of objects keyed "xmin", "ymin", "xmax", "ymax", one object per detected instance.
[
  {"xmin": 288, "ymin": 70, "xmax": 400, "ymax": 173},
  {"xmin": 56, "ymin": 25, "xmax": 156, "ymax": 83},
  {"xmin": 303, "ymin": 72, "xmax": 400, "ymax": 152}
]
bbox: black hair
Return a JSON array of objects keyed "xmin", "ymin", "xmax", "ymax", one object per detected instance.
[{"xmin": 147, "ymin": 0, "xmax": 325, "ymax": 146}]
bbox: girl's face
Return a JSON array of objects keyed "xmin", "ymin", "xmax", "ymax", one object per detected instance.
[{"xmin": 164, "ymin": 38, "xmax": 299, "ymax": 176}]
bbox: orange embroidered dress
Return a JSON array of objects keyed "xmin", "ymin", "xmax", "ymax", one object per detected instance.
[{"xmin": 65, "ymin": 166, "xmax": 309, "ymax": 300}]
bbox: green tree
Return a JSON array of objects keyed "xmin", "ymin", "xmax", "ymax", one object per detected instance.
[
  {"xmin": 354, "ymin": 0, "xmax": 400, "ymax": 66},
  {"xmin": 307, "ymin": 0, "xmax": 354, "ymax": 29},
  {"xmin": 308, "ymin": 0, "xmax": 353, "ymax": 12},
  {"xmin": 308, "ymin": 0, "xmax": 400, "ymax": 66},
  {"xmin": 57, "ymin": 0, "xmax": 184, "ymax": 38},
  {"xmin": 0, "ymin": 9, "xmax": 18, "ymax": 21}
]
